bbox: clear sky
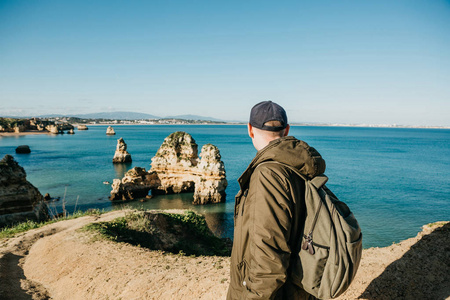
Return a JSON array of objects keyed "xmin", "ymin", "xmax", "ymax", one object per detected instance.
[{"xmin": 1, "ymin": 0, "xmax": 449, "ymax": 126}]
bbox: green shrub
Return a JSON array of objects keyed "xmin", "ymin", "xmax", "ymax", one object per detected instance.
[
  {"xmin": 83, "ymin": 210, "xmax": 230, "ymax": 256},
  {"xmin": 0, "ymin": 209, "xmax": 105, "ymax": 239}
]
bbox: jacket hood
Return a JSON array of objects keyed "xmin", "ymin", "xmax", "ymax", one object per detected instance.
[{"xmin": 238, "ymin": 136, "xmax": 326, "ymax": 188}]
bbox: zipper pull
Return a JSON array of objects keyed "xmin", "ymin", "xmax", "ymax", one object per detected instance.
[
  {"xmin": 302, "ymin": 240, "xmax": 309, "ymax": 251},
  {"xmin": 302, "ymin": 232, "xmax": 315, "ymax": 255}
]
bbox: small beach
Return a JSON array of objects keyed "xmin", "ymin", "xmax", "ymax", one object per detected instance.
[{"xmin": 0, "ymin": 131, "xmax": 50, "ymax": 137}]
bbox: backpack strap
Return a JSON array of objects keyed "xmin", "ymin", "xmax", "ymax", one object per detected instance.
[
  {"xmin": 259, "ymin": 161, "xmax": 328, "ymax": 186},
  {"xmin": 259, "ymin": 161, "xmax": 328, "ymax": 255}
]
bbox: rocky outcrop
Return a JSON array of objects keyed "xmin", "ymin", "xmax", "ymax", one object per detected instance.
[
  {"xmin": 106, "ymin": 126, "xmax": 116, "ymax": 135},
  {"xmin": 193, "ymin": 144, "xmax": 227, "ymax": 204},
  {"xmin": 0, "ymin": 118, "xmax": 73, "ymax": 134},
  {"xmin": 0, "ymin": 155, "xmax": 49, "ymax": 227},
  {"xmin": 150, "ymin": 131, "xmax": 199, "ymax": 194},
  {"xmin": 15, "ymin": 145, "xmax": 31, "ymax": 154},
  {"xmin": 59, "ymin": 123, "xmax": 74, "ymax": 131},
  {"xmin": 46, "ymin": 124, "xmax": 62, "ymax": 134},
  {"xmin": 110, "ymin": 132, "xmax": 227, "ymax": 204},
  {"xmin": 110, "ymin": 168, "xmax": 159, "ymax": 201},
  {"xmin": 112, "ymin": 138, "xmax": 132, "ymax": 163},
  {"xmin": 67, "ymin": 129, "xmax": 75, "ymax": 134},
  {"xmin": 14, "ymin": 125, "xmax": 26, "ymax": 133},
  {"xmin": 78, "ymin": 125, "xmax": 88, "ymax": 130}
]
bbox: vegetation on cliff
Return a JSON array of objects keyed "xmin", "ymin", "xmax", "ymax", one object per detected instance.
[
  {"xmin": 83, "ymin": 210, "xmax": 231, "ymax": 256},
  {"xmin": 0, "ymin": 209, "xmax": 104, "ymax": 239}
]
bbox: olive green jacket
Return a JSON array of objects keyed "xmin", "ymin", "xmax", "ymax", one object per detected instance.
[{"xmin": 227, "ymin": 136, "xmax": 326, "ymax": 300}]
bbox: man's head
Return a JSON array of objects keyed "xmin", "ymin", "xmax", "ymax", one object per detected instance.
[{"xmin": 248, "ymin": 101, "xmax": 290, "ymax": 150}]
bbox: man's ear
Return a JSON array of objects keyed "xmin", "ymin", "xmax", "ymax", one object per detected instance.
[
  {"xmin": 248, "ymin": 123, "xmax": 254, "ymax": 138},
  {"xmin": 284, "ymin": 124, "xmax": 290, "ymax": 136}
]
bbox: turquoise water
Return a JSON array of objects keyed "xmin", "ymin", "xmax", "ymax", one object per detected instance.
[{"xmin": 1, "ymin": 125, "xmax": 449, "ymax": 248}]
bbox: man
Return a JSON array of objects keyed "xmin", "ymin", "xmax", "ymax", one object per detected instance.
[{"xmin": 227, "ymin": 101, "xmax": 326, "ymax": 299}]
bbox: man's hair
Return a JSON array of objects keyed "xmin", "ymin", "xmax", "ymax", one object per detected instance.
[
  {"xmin": 264, "ymin": 120, "xmax": 283, "ymax": 127},
  {"xmin": 260, "ymin": 121, "xmax": 286, "ymax": 138}
]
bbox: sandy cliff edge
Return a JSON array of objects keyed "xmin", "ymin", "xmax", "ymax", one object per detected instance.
[{"xmin": 0, "ymin": 211, "xmax": 448, "ymax": 300}]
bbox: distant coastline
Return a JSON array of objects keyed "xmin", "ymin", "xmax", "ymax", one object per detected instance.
[
  {"xmin": 78, "ymin": 122, "xmax": 450, "ymax": 129},
  {"xmin": 1, "ymin": 116, "xmax": 449, "ymax": 134},
  {"xmin": 1, "ymin": 123, "xmax": 449, "ymax": 136}
]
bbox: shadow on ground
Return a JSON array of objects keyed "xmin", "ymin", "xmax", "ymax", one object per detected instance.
[
  {"xmin": 359, "ymin": 222, "xmax": 450, "ymax": 300},
  {"xmin": 0, "ymin": 253, "xmax": 32, "ymax": 300}
]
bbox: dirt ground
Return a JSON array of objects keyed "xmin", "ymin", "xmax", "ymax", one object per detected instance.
[{"xmin": 0, "ymin": 210, "xmax": 448, "ymax": 300}]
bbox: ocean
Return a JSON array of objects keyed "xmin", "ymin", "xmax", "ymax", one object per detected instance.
[{"xmin": 1, "ymin": 125, "xmax": 449, "ymax": 248}]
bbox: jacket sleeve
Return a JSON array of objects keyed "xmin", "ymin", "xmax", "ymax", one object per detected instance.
[{"xmin": 244, "ymin": 165, "xmax": 294, "ymax": 299}]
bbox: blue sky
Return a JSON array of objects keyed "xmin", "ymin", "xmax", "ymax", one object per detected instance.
[{"xmin": 1, "ymin": 0, "xmax": 449, "ymax": 126}]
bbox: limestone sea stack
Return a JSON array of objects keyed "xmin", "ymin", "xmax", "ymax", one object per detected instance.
[
  {"xmin": 68, "ymin": 129, "xmax": 75, "ymax": 134},
  {"xmin": 106, "ymin": 126, "xmax": 116, "ymax": 135},
  {"xmin": 110, "ymin": 132, "xmax": 227, "ymax": 204},
  {"xmin": 193, "ymin": 144, "xmax": 227, "ymax": 204},
  {"xmin": 150, "ymin": 131, "xmax": 199, "ymax": 194},
  {"xmin": 78, "ymin": 125, "xmax": 88, "ymax": 130},
  {"xmin": 0, "ymin": 155, "xmax": 49, "ymax": 227},
  {"xmin": 112, "ymin": 138, "xmax": 132, "ymax": 163},
  {"xmin": 110, "ymin": 167, "xmax": 159, "ymax": 200}
]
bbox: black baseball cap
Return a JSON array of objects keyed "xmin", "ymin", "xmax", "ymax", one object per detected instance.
[{"xmin": 249, "ymin": 101, "xmax": 288, "ymax": 132}]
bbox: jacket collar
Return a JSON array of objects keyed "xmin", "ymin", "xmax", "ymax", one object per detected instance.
[{"xmin": 238, "ymin": 136, "xmax": 326, "ymax": 190}]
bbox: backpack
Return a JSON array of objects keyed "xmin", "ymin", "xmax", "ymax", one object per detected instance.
[{"xmin": 266, "ymin": 161, "xmax": 362, "ymax": 299}]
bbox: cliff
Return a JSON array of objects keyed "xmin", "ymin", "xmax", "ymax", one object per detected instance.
[
  {"xmin": 0, "ymin": 118, "xmax": 74, "ymax": 134},
  {"xmin": 110, "ymin": 132, "xmax": 227, "ymax": 204},
  {"xmin": 0, "ymin": 155, "xmax": 49, "ymax": 227}
]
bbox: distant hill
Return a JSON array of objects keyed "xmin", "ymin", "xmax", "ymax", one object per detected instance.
[
  {"xmin": 165, "ymin": 114, "xmax": 224, "ymax": 122},
  {"xmin": 17, "ymin": 112, "xmax": 228, "ymax": 122},
  {"xmin": 38, "ymin": 112, "xmax": 161, "ymax": 120}
]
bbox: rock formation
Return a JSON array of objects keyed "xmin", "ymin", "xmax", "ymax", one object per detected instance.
[
  {"xmin": 193, "ymin": 144, "xmax": 228, "ymax": 204},
  {"xmin": 14, "ymin": 125, "xmax": 26, "ymax": 133},
  {"xmin": 15, "ymin": 145, "xmax": 31, "ymax": 154},
  {"xmin": 106, "ymin": 126, "xmax": 116, "ymax": 135},
  {"xmin": 78, "ymin": 125, "xmax": 88, "ymax": 130},
  {"xmin": 67, "ymin": 128, "xmax": 75, "ymax": 134},
  {"xmin": 110, "ymin": 132, "xmax": 227, "ymax": 204},
  {"xmin": 150, "ymin": 131, "xmax": 199, "ymax": 194},
  {"xmin": 0, "ymin": 155, "xmax": 49, "ymax": 227},
  {"xmin": 112, "ymin": 138, "xmax": 132, "ymax": 163},
  {"xmin": 110, "ymin": 167, "xmax": 159, "ymax": 201},
  {"xmin": 0, "ymin": 118, "xmax": 73, "ymax": 134},
  {"xmin": 46, "ymin": 124, "xmax": 62, "ymax": 134}
]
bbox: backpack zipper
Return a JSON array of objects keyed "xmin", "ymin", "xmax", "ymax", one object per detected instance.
[{"xmin": 302, "ymin": 192, "xmax": 324, "ymax": 255}]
